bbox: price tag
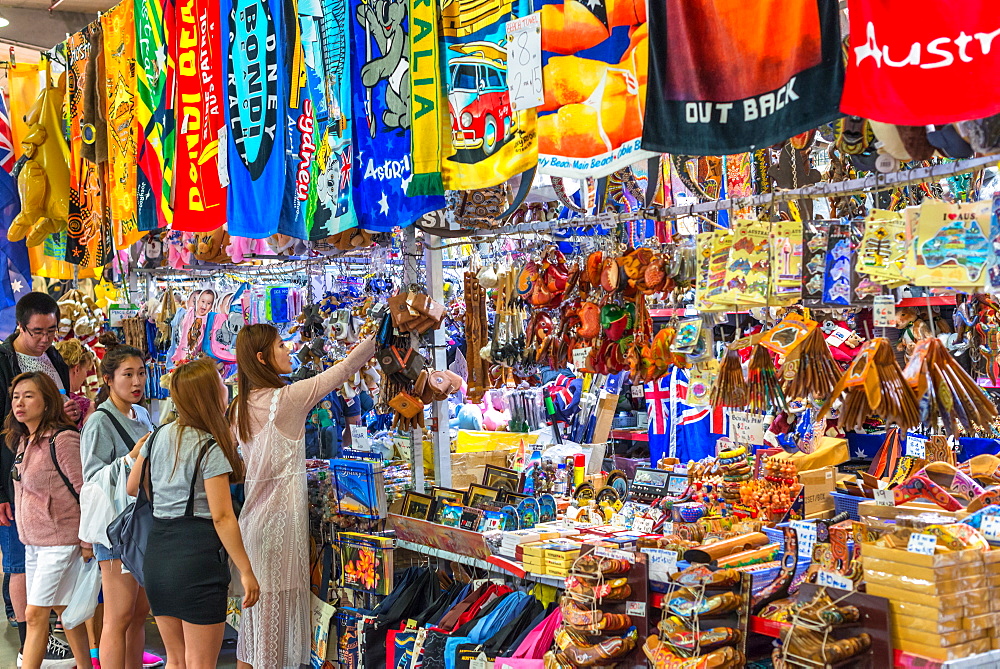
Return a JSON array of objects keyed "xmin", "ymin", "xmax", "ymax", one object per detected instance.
[
  {"xmin": 816, "ymin": 570, "xmax": 854, "ymax": 590},
  {"xmin": 610, "ymin": 513, "xmax": 628, "ymax": 529},
  {"xmin": 640, "ymin": 548, "xmax": 677, "ymax": 581},
  {"xmin": 594, "ymin": 546, "xmax": 635, "ymax": 563},
  {"xmin": 660, "ymin": 521, "xmax": 675, "ymax": 536},
  {"xmin": 982, "ymin": 515, "xmax": 1000, "ymax": 542},
  {"xmin": 218, "ymin": 127, "xmax": 230, "ymax": 188},
  {"xmin": 873, "ymin": 295, "xmax": 896, "ymax": 328},
  {"xmin": 470, "ymin": 652, "xmax": 488, "ymax": 669},
  {"xmin": 625, "ymin": 601, "xmax": 646, "ymax": 617},
  {"xmin": 825, "ymin": 326, "xmax": 853, "ymax": 347},
  {"xmin": 791, "ymin": 521, "xmax": 817, "ymax": 559},
  {"xmin": 630, "ymin": 385, "xmax": 644, "ymax": 399},
  {"xmin": 505, "ymin": 13, "xmax": 543, "ymax": 111},
  {"xmin": 350, "ymin": 425, "xmax": 371, "ymax": 450},
  {"xmin": 874, "ymin": 488, "xmax": 895, "ymax": 506},
  {"xmin": 905, "ymin": 433, "xmax": 927, "ymax": 458},
  {"xmin": 572, "ymin": 346, "xmax": 592, "ymax": 369},
  {"xmin": 649, "ymin": 507, "xmax": 664, "ymax": 521},
  {"xmin": 907, "ymin": 532, "xmax": 937, "ymax": 555},
  {"xmin": 632, "ymin": 517, "xmax": 655, "ymax": 534}
]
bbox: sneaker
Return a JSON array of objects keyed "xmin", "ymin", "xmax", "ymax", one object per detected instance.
[
  {"xmin": 18, "ymin": 635, "xmax": 76, "ymax": 668},
  {"xmin": 142, "ymin": 651, "xmax": 165, "ymax": 668}
]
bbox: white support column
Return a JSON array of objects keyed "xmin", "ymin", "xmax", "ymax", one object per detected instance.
[
  {"xmin": 401, "ymin": 225, "xmax": 425, "ymax": 492},
  {"xmin": 423, "ymin": 233, "xmax": 452, "ymax": 488}
]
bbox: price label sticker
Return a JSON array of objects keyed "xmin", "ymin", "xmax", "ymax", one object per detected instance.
[
  {"xmin": 625, "ymin": 601, "xmax": 646, "ymax": 617},
  {"xmin": 470, "ymin": 652, "xmax": 488, "ymax": 669},
  {"xmin": 874, "ymin": 488, "xmax": 895, "ymax": 506},
  {"xmin": 350, "ymin": 425, "xmax": 371, "ymax": 450},
  {"xmin": 791, "ymin": 521, "xmax": 817, "ymax": 559},
  {"xmin": 873, "ymin": 295, "xmax": 896, "ymax": 328},
  {"xmin": 630, "ymin": 385, "xmax": 644, "ymax": 398},
  {"xmin": 982, "ymin": 515, "xmax": 1000, "ymax": 542},
  {"xmin": 816, "ymin": 570, "xmax": 854, "ymax": 591},
  {"xmin": 218, "ymin": 127, "xmax": 230, "ymax": 188},
  {"xmin": 907, "ymin": 532, "xmax": 938, "ymax": 555},
  {"xmin": 632, "ymin": 517, "xmax": 655, "ymax": 534},
  {"xmin": 594, "ymin": 547, "xmax": 635, "ymax": 563},
  {"xmin": 572, "ymin": 346, "xmax": 592, "ymax": 369},
  {"xmin": 640, "ymin": 548, "xmax": 677, "ymax": 582},
  {"xmin": 505, "ymin": 13, "xmax": 543, "ymax": 111},
  {"xmin": 661, "ymin": 521, "xmax": 675, "ymax": 536},
  {"xmin": 905, "ymin": 433, "xmax": 927, "ymax": 458},
  {"xmin": 649, "ymin": 507, "xmax": 664, "ymax": 521},
  {"xmin": 609, "ymin": 513, "xmax": 628, "ymax": 529}
]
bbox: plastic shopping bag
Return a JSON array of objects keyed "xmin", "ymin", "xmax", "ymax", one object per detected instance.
[{"xmin": 61, "ymin": 557, "xmax": 101, "ymax": 630}]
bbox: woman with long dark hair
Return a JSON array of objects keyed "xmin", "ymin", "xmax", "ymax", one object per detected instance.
[
  {"xmin": 231, "ymin": 324, "xmax": 375, "ymax": 668},
  {"xmin": 80, "ymin": 336, "xmax": 155, "ymax": 669},
  {"xmin": 4, "ymin": 372, "xmax": 91, "ymax": 668},
  {"xmin": 128, "ymin": 358, "xmax": 259, "ymax": 668}
]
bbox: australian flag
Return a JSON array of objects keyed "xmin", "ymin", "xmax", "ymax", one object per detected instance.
[
  {"xmin": 0, "ymin": 166, "xmax": 30, "ymax": 335},
  {"xmin": 645, "ymin": 367, "xmax": 722, "ymax": 464}
]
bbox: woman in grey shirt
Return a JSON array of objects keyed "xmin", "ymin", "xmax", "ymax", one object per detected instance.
[
  {"xmin": 128, "ymin": 358, "xmax": 258, "ymax": 665},
  {"xmin": 79, "ymin": 337, "xmax": 153, "ymax": 669}
]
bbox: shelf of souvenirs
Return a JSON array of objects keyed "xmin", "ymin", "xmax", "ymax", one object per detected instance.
[{"xmin": 395, "ymin": 539, "xmax": 567, "ymax": 589}]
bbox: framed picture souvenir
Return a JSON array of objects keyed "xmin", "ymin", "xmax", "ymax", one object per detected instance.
[
  {"xmin": 479, "ymin": 510, "xmax": 504, "ymax": 533},
  {"xmin": 465, "ymin": 485, "xmax": 501, "ymax": 510},
  {"xmin": 401, "ymin": 492, "xmax": 433, "ymax": 520},
  {"xmin": 483, "ymin": 465, "xmax": 521, "ymax": 493},
  {"xmin": 500, "ymin": 491, "xmax": 531, "ymax": 506},
  {"xmin": 437, "ymin": 501, "xmax": 464, "ymax": 527},
  {"xmin": 459, "ymin": 507, "xmax": 484, "ymax": 531},
  {"xmin": 538, "ymin": 494, "xmax": 557, "ymax": 523},
  {"xmin": 431, "ymin": 487, "xmax": 466, "ymax": 505}
]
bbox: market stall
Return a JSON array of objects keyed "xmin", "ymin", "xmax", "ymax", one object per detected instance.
[{"xmin": 1, "ymin": 0, "xmax": 1000, "ymax": 666}]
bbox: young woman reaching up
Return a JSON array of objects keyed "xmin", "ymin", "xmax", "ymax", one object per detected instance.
[{"xmin": 232, "ymin": 325, "xmax": 375, "ymax": 669}]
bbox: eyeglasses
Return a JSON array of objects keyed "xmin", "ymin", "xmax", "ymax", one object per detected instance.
[
  {"xmin": 23, "ymin": 327, "xmax": 57, "ymax": 339},
  {"xmin": 11, "ymin": 451, "xmax": 23, "ymax": 482}
]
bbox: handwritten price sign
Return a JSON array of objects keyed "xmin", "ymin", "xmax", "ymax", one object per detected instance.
[{"xmin": 506, "ymin": 14, "xmax": 543, "ymax": 111}]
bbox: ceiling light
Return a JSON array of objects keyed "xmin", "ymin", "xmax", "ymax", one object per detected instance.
[{"xmin": 0, "ymin": 15, "xmax": 9, "ymax": 28}]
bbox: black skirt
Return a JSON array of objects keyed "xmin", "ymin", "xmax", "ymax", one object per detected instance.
[{"xmin": 144, "ymin": 516, "xmax": 230, "ymax": 625}]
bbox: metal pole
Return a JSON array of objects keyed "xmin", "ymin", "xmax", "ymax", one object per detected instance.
[
  {"xmin": 423, "ymin": 232, "xmax": 452, "ymax": 488},
  {"xmin": 401, "ymin": 225, "xmax": 425, "ymax": 492}
]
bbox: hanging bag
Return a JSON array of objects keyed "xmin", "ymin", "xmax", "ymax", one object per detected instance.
[{"xmin": 105, "ymin": 426, "xmax": 164, "ymax": 586}]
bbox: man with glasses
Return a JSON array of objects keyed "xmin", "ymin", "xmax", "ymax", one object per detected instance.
[{"xmin": 0, "ymin": 292, "xmax": 79, "ymax": 667}]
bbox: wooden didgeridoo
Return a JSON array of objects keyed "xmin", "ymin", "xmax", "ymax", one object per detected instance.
[{"xmin": 682, "ymin": 532, "xmax": 770, "ymax": 564}]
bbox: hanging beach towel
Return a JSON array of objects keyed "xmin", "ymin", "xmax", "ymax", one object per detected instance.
[
  {"xmin": 134, "ymin": 0, "xmax": 174, "ymax": 231},
  {"xmin": 536, "ymin": 0, "xmax": 653, "ymax": 178},
  {"xmin": 102, "ymin": 2, "xmax": 141, "ymax": 248},
  {"xmin": 171, "ymin": 0, "xmax": 228, "ymax": 232},
  {"xmin": 842, "ymin": 0, "xmax": 1000, "ymax": 125},
  {"xmin": 221, "ymin": 0, "xmax": 288, "ymax": 238},
  {"xmin": 65, "ymin": 25, "xmax": 113, "ymax": 268},
  {"xmin": 349, "ymin": 0, "xmax": 444, "ymax": 231},
  {"xmin": 278, "ymin": 0, "xmax": 315, "ymax": 240},
  {"xmin": 642, "ymin": 0, "xmax": 843, "ymax": 155}
]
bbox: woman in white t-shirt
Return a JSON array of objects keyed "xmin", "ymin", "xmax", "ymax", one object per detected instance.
[{"xmin": 128, "ymin": 358, "xmax": 258, "ymax": 666}]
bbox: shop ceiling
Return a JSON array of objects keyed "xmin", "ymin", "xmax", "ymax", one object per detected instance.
[{"xmin": 0, "ymin": 0, "xmax": 112, "ymax": 51}]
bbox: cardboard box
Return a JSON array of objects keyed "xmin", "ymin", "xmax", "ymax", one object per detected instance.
[
  {"xmin": 861, "ymin": 544, "xmax": 981, "ymax": 569},
  {"xmin": 893, "ymin": 624, "xmax": 985, "ymax": 648},
  {"xmin": 861, "ymin": 557, "xmax": 982, "ymax": 582},
  {"xmin": 866, "ymin": 583, "xmax": 988, "ymax": 611},
  {"xmin": 895, "ymin": 637, "xmax": 990, "ymax": 661},
  {"xmin": 896, "ymin": 615, "xmax": 965, "ymax": 635},
  {"xmin": 888, "ymin": 600, "xmax": 965, "ymax": 625},
  {"xmin": 863, "ymin": 570, "xmax": 984, "ymax": 596},
  {"xmin": 798, "ymin": 466, "xmax": 836, "ymax": 515},
  {"xmin": 858, "ymin": 500, "xmax": 964, "ymax": 522}
]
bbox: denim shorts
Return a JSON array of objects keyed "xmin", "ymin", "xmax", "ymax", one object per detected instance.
[
  {"xmin": 93, "ymin": 543, "xmax": 121, "ymax": 562},
  {"xmin": 0, "ymin": 519, "xmax": 25, "ymax": 574}
]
